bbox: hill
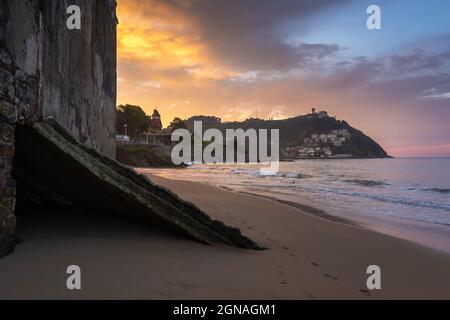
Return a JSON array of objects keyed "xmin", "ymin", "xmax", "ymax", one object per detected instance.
[{"xmin": 184, "ymin": 112, "xmax": 389, "ymax": 159}]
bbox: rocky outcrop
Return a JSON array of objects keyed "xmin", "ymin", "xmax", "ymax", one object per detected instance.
[
  {"xmin": 116, "ymin": 145, "xmax": 178, "ymax": 168},
  {"xmin": 13, "ymin": 118, "xmax": 260, "ymax": 249}
]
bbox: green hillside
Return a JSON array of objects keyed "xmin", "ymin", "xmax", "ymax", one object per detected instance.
[{"xmin": 184, "ymin": 113, "xmax": 389, "ymax": 159}]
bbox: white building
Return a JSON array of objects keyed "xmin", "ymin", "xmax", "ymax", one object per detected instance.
[{"xmin": 116, "ymin": 135, "xmax": 130, "ymax": 143}]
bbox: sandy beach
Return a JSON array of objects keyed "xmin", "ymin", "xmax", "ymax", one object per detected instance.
[{"xmin": 0, "ymin": 173, "xmax": 449, "ymax": 299}]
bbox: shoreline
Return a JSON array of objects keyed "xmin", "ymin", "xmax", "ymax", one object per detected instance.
[
  {"xmin": 154, "ymin": 174, "xmax": 448, "ymax": 255},
  {"xmin": 146, "ymin": 174, "xmax": 450, "ymax": 298},
  {"xmin": 235, "ymin": 190, "xmax": 357, "ymax": 227},
  {"xmin": 221, "ymin": 188, "xmax": 450, "ymax": 254},
  {"xmin": 0, "ymin": 173, "xmax": 449, "ymax": 299},
  {"xmin": 146, "ymin": 161, "xmax": 450, "ymax": 255}
]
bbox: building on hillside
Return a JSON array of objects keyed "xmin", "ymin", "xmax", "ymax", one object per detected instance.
[
  {"xmin": 149, "ymin": 109, "xmax": 163, "ymax": 135},
  {"xmin": 307, "ymin": 108, "xmax": 329, "ymax": 119},
  {"xmin": 146, "ymin": 109, "xmax": 172, "ymax": 146},
  {"xmin": 317, "ymin": 111, "xmax": 328, "ymax": 118}
]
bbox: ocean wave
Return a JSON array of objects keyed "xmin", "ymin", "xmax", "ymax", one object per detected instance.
[
  {"xmin": 423, "ymin": 187, "xmax": 450, "ymax": 194},
  {"xmin": 317, "ymin": 187, "xmax": 450, "ymax": 212},
  {"xmin": 344, "ymin": 179, "xmax": 389, "ymax": 187},
  {"xmin": 279, "ymin": 172, "xmax": 312, "ymax": 179},
  {"xmin": 229, "ymin": 168, "xmax": 312, "ymax": 180},
  {"xmin": 229, "ymin": 168, "xmax": 276, "ymax": 177},
  {"xmin": 239, "ymin": 184, "xmax": 450, "ymax": 226}
]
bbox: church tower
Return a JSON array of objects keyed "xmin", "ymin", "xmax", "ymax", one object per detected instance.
[{"xmin": 149, "ymin": 109, "xmax": 163, "ymax": 134}]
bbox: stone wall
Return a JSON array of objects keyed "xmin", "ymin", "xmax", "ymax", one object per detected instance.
[
  {"xmin": 0, "ymin": 0, "xmax": 39, "ymax": 255},
  {"xmin": 0, "ymin": 0, "xmax": 117, "ymax": 256},
  {"xmin": 40, "ymin": 0, "xmax": 117, "ymax": 157},
  {"xmin": 0, "ymin": 44, "xmax": 16, "ymax": 254}
]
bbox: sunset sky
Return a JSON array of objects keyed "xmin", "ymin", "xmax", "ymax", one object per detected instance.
[{"xmin": 117, "ymin": 0, "xmax": 450, "ymax": 157}]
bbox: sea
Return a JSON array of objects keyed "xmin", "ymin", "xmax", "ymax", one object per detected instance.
[{"xmin": 140, "ymin": 158, "xmax": 450, "ymax": 254}]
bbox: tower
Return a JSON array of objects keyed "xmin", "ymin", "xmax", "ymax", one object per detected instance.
[{"xmin": 149, "ymin": 109, "xmax": 163, "ymax": 134}]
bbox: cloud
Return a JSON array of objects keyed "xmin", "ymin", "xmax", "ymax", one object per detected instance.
[
  {"xmin": 187, "ymin": 0, "xmax": 348, "ymax": 71},
  {"xmin": 422, "ymin": 91, "xmax": 450, "ymax": 101},
  {"xmin": 389, "ymin": 49, "xmax": 450, "ymax": 73},
  {"xmin": 118, "ymin": 0, "xmax": 346, "ymax": 77},
  {"xmin": 116, "ymin": 0, "xmax": 350, "ymax": 126},
  {"xmin": 140, "ymin": 80, "xmax": 161, "ymax": 88},
  {"xmin": 117, "ymin": 0, "xmax": 450, "ymax": 157}
]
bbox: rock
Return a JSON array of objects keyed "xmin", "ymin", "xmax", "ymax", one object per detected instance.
[
  {"xmin": 116, "ymin": 145, "xmax": 179, "ymax": 168},
  {"xmin": 12, "ymin": 118, "xmax": 262, "ymax": 250}
]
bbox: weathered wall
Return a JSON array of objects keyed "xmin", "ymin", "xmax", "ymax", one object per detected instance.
[
  {"xmin": 0, "ymin": 0, "xmax": 117, "ymax": 256},
  {"xmin": 40, "ymin": 0, "xmax": 117, "ymax": 157},
  {"xmin": 0, "ymin": 41, "xmax": 16, "ymax": 254},
  {"xmin": 0, "ymin": 0, "xmax": 41, "ymax": 255}
]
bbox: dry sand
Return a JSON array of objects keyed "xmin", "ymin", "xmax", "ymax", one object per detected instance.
[{"xmin": 0, "ymin": 173, "xmax": 449, "ymax": 299}]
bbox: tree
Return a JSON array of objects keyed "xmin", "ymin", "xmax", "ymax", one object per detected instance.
[
  {"xmin": 168, "ymin": 117, "xmax": 187, "ymax": 132},
  {"xmin": 116, "ymin": 104, "xmax": 149, "ymax": 140}
]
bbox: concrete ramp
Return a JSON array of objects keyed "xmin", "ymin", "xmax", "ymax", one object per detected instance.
[{"xmin": 12, "ymin": 119, "xmax": 261, "ymax": 249}]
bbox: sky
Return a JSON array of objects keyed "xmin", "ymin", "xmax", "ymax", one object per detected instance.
[{"xmin": 117, "ymin": 0, "xmax": 450, "ymax": 157}]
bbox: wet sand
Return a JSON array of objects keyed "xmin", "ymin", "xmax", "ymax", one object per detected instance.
[{"xmin": 0, "ymin": 173, "xmax": 449, "ymax": 299}]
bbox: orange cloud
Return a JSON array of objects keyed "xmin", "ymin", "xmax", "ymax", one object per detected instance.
[
  {"xmin": 116, "ymin": 0, "xmax": 242, "ymax": 126},
  {"xmin": 117, "ymin": 1, "xmax": 235, "ymax": 81},
  {"xmin": 115, "ymin": 1, "xmax": 450, "ymax": 157}
]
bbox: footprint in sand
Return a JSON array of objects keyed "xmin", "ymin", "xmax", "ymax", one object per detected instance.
[
  {"xmin": 302, "ymin": 290, "xmax": 314, "ymax": 299},
  {"xmin": 323, "ymin": 273, "xmax": 338, "ymax": 281},
  {"xmin": 276, "ymin": 270, "xmax": 289, "ymax": 285},
  {"xmin": 311, "ymin": 262, "xmax": 319, "ymax": 267},
  {"xmin": 178, "ymin": 283, "xmax": 194, "ymax": 290},
  {"xmin": 359, "ymin": 289, "xmax": 371, "ymax": 296}
]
